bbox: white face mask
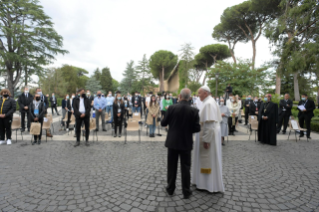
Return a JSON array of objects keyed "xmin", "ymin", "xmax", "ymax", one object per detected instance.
[
  {"xmin": 25, "ymin": 90, "xmax": 29, "ymax": 93},
  {"xmin": 72, "ymin": 95, "xmax": 75, "ymax": 98},
  {"xmin": 87, "ymin": 93, "xmax": 90, "ymax": 95}
]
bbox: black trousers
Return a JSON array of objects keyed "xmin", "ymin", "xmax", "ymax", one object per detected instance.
[
  {"xmin": 277, "ymin": 112, "xmax": 290, "ymax": 133},
  {"xmin": 299, "ymin": 116, "xmax": 311, "ymax": 137},
  {"xmin": 66, "ymin": 112, "xmax": 72, "ymax": 128},
  {"xmin": 228, "ymin": 117, "xmax": 238, "ymax": 134},
  {"xmin": 167, "ymin": 148, "xmax": 191, "ymax": 196},
  {"xmin": 0, "ymin": 117, "xmax": 12, "ymax": 140},
  {"xmin": 75, "ymin": 116, "xmax": 90, "ymax": 142},
  {"xmin": 51, "ymin": 104, "xmax": 58, "ymax": 114},
  {"xmin": 21, "ymin": 110, "xmax": 31, "ymax": 130},
  {"xmin": 31, "ymin": 119, "xmax": 43, "ymax": 141},
  {"xmin": 245, "ymin": 109, "xmax": 249, "ymax": 125},
  {"xmin": 114, "ymin": 117, "xmax": 122, "ymax": 134}
]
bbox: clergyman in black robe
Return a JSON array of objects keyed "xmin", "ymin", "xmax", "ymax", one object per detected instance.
[{"xmin": 258, "ymin": 94, "xmax": 278, "ymax": 146}]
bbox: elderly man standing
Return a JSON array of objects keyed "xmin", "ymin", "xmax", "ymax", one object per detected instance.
[
  {"xmin": 94, "ymin": 91, "xmax": 107, "ymax": 132},
  {"xmin": 192, "ymin": 86, "xmax": 225, "ymax": 193},
  {"xmin": 161, "ymin": 88, "xmax": 201, "ymax": 199}
]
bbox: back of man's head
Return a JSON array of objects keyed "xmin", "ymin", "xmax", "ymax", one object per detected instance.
[{"xmin": 180, "ymin": 88, "xmax": 191, "ymax": 101}]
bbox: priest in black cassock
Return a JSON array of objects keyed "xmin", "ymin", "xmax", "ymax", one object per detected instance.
[{"xmin": 258, "ymin": 94, "xmax": 278, "ymax": 146}]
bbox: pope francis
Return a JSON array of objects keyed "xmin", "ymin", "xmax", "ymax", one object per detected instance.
[{"xmin": 192, "ymin": 86, "xmax": 225, "ymax": 193}]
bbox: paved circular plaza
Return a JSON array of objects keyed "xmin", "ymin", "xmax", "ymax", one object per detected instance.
[{"xmin": 0, "ymin": 138, "xmax": 319, "ymax": 212}]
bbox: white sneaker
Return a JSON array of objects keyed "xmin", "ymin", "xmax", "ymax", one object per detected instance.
[
  {"xmin": 0, "ymin": 140, "xmax": 5, "ymax": 145},
  {"xmin": 7, "ymin": 139, "xmax": 12, "ymax": 145}
]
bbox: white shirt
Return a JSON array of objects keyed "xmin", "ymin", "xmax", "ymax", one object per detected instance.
[
  {"xmin": 79, "ymin": 98, "xmax": 85, "ymax": 113},
  {"xmin": 145, "ymin": 97, "xmax": 151, "ymax": 107}
]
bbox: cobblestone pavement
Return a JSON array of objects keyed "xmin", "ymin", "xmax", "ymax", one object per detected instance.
[{"xmin": 1, "ymin": 139, "xmax": 319, "ymax": 212}]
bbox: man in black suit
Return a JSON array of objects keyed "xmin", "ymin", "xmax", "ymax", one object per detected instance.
[
  {"xmin": 298, "ymin": 93, "xmax": 316, "ymax": 139},
  {"xmin": 131, "ymin": 92, "xmax": 142, "ymax": 114},
  {"xmin": 18, "ymin": 86, "xmax": 33, "ymax": 132},
  {"xmin": 161, "ymin": 88, "xmax": 201, "ymax": 199},
  {"xmin": 244, "ymin": 95, "xmax": 253, "ymax": 125},
  {"xmin": 35, "ymin": 88, "xmax": 52, "ymax": 137},
  {"xmin": 249, "ymin": 96, "xmax": 260, "ymax": 117},
  {"xmin": 86, "ymin": 90, "xmax": 94, "ymax": 109},
  {"xmin": 50, "ymin": 93, "xmax": 60, "ymax": 116},
  {"xmin": 73, "ymin": 88, "xmax": 91, "ymax": 147},
  {"xmin": 277, "ymin": 93, "xmax": 293, "ymax": 134}
]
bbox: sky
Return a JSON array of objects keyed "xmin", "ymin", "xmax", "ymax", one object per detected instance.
[{"xmin": 39, "ymin": 0, "xmax": 274, "ymax": 83}]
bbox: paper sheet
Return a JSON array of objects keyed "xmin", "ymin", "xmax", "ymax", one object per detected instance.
[
  {"xmin": 291, "ymin": 120, "xmax": 299, "ymax": 130},
  {"xmin": 298, "ymin": 105, "xmax": 306, "ymax": 111}
]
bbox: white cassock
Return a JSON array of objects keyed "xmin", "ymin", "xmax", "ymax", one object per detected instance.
[
  {"xmin": 192, "ymin": 96, "xmax": 225, "ymax": 193},
  {"xmin": 195, "ymin": 97, "xmax": 203, "ymax": 111}
]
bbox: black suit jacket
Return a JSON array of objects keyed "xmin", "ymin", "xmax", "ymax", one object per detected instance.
[
  {"xmin": 244, "ymin": 99, "xmax": 252, "ymax": 112},
  {"xmin": 298, "ymin": 99, "xmax": 315, "ymax": 119},
  {"xmin": 279, "ymin": 99, "xmax": 293, "ymax": 116},
  {"xmin": 73, "ymin": 97, "xmax": 91, "ymax": 118},
  {"xmin": 49, "ymin": 97, "xmax": 58, "ymax": 106},
  {"xmin": 18, "ymin": 93, "xmax": 34, "ymax": 112},
  {"xmin": 249, "ymin": 101, "xmax": 261, "ymax": 116},
  {"xmin": 113, "ymin": 102, "xmax": 125, "ymax": 120},
  {"xmin": 29, "ymin": 102, "xmax": 45, "ymax": 120},
  {"xmin": 132, "ymin": 96, "xmax": 142, "ymax": 107},
  {"xmin": 161, "ymin": 101, "xmax": 201, "ymax": 151}
]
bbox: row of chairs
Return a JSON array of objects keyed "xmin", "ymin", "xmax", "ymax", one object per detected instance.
[
  {"xmin": 247, "ymin": 115, "xmax": 309, "ymax": 142},
  {"xmin": 11, "ymin": 114, "xmax": 55, "ymax": 143}
]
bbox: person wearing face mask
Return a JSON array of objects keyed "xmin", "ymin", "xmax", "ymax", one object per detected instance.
[
  {"xmin": 162, "ymin": 94, "xmax": 173, "ymax": 132},
  {"xmin": 106, "ymin": 91, "xmax": 115, "ymax": 123},
  {"xmin": 94, "ymin": 91, "xmax": 107, "ymax": 132},
  {"xmin": 35, "ymin": 88, "xmax": 52, "ymax": 138},
  {"xmin": 18, "ymin": 86, "xmax": 33, "ymax": 132},
  {"xmin": 298, "ymin": 94, "xmax": 315, "ymax": 139},
  {"xmin": 244, "ymin": 95, "xmax": 253, "ymax": 125},
  {"xmin": 219, "ymin": 98, "xmax": 230, "ymax": 146},
  {"xmin": 50, "ymin": 93, "xmax": 60, "ymax": 116},
  {"xmin": 0, "ymin": 89, "xmax": 16, "ymax": 145},
  {"xmin": 258, "ymin": 94, "xmax": 278, "ymax": 145},
  {"xmin": 131, "ymin": 91, "xmax": 142, "ymax": 115},
  {"xmin": 61, "ymin": 94, "xmax": 72, "ymax": 130},
  {"xmin": 249, "ymin": 96, "xmax": 260, "ymax": 117},
  {"xmin": 86, "ymin": 90, "xmax": 94, "ymax": 109},
  {"xmin": 227, "ymin": 95, "xmax": 240, "ymax": 136},
  {"xmin": 73, "ymin": 88, "xmax": 91, "ymax": 147},
  {"xmin": 113, "ymin": 92, "xmax": 125, "ymax": 137},
  {"xmin": 277, "ymin": 93, "xmax": 293, "ymax": 134},
  {"xmin": 29, "ymin": 93, "xmax": 45, "ymax": 145},
  {"xmin": 146, "ymin": 95, "xmax": 160, "ymax": 137}
]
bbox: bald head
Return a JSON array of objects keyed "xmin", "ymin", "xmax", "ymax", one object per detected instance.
[{"xmin": 180, "ymin": 88, "xmax": 191, "ymax": 101}]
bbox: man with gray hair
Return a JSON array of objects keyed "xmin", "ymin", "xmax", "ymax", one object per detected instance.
[
  {"xmin": 161, "ymin": 88, "xmax": 201, "ymax": 199},
  {"xmin": 192, "ymin": 86, "xmax": 225, "ymax": 193}
]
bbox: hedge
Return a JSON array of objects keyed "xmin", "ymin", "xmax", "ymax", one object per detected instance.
[{"xmin": 15, "ymin": 98, "xmax": 63, "ymax": 111}]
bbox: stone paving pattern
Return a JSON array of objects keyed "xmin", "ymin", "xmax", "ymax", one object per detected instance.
[{"xmin": 1, "ymin": 137, "xmax": 319, "ymax": 212}]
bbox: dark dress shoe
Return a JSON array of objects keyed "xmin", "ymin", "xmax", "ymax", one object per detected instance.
[
  {"xmin": 32, "ymin": 141, "xmax": 37, "ymax": 145},
  {"xmin": 307, "ymin": 137, "xmax": 311, "ymax": 139},
  {"xmin": 165, "ymin": 188, "xmax": 174, "ymax": 196},
  {"xmin": 299, "ymin": 134, "xmax": 304, "ymax": 138},
  {"xmin": 234, "ymin": 129, "xmax": 238, "ymax": 132},
  {"xmin": 28, "ymin": 129, "xmax": 30, "ymax": 132},
  {"xmin": 85, "ymin": 142, "xmax": 90, "ymax": 146},
  {"xmin": 183, "ymin": 191, "xmax": 192, "ymax": 199},
  {"xmin": 102, "ymin": 129, "xmax": 107, "ymax": 132},
  {"xmin": 38, "ymin": 140, "xmax": 41, "ymax": 145},
  {"xmin": 95, "ymin": 129, "xmax": 99, "ymax": 132},
  {"xmin": 21, "ymin": 129, "xmax": 25, "ymax": 132},
  {"xmin": 282, "ymin": 131, "xmax": 286, "ymax": 134},
  {"xmin": 74, "ymin": 142, "xmax": 80, "ymax": 147},
  {"xmin": 114, "ymin": 134, "xmax": 117, "ymax": 138},
  {"xmin": 118, "ymin": 134, "xmax": 121, "ymax": 138}
]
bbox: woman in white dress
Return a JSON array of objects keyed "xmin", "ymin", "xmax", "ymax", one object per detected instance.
[{"xmin": 219, "ymin": 99, "xmax": 230, "ymax": 145}]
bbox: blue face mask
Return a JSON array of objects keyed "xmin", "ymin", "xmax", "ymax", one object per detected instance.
[
  {"xmin": 301, "ymin": 97, "xmax": 306, "ymax": 101},
  {"xmin": 264, "ymin": 97, "xmax": 268, "ymax": 101},
  {"xmin": 247, "ymin": 97, "xmax": 251, "ymax": 100},
  {"xmin": 117, "ymin": 97, "xmax": 121, "ymax": 100}
]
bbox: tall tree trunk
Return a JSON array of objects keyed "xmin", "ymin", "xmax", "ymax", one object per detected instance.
[
  {"xmin": 275, "ymin": 73, "xmax": 281, "ymax": 95},
  {"xmin": 230, "ymin": 50, "xmax": 236, "ymax": 64},
  {"xmin": 7, "ymin": 70, "xmax": 15, "ymax": 97},
  {"xmin": 293, "ymin": 72, "xmax": 300, "ymax": 101},
  {"xmin": 202, "ymin": 62, "xmax": 208, "ymax": 85},
  {"xmin": 252, "ymin": 40, "xmax": 256, "ymax": 70},
  {"xmin": 160, "ymin": 66, "xmax": 165, "ymax": 92},
  {"xmin": 25, "ymin": 67, "xmax": 28, "ymax": 86}
]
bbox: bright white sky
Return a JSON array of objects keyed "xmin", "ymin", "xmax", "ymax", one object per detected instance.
[{"xmin": 39, "ymin": 0, "xmax": 273, "ymax": 83}]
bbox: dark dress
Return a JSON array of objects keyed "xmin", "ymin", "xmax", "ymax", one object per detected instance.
[
  {"xmin": 258, "ymin": 101, "xmax": 278, "ymax": 146},
  {"xmin": 113, "ymin": 102, "xmax": 125, "ymax": 135}
]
